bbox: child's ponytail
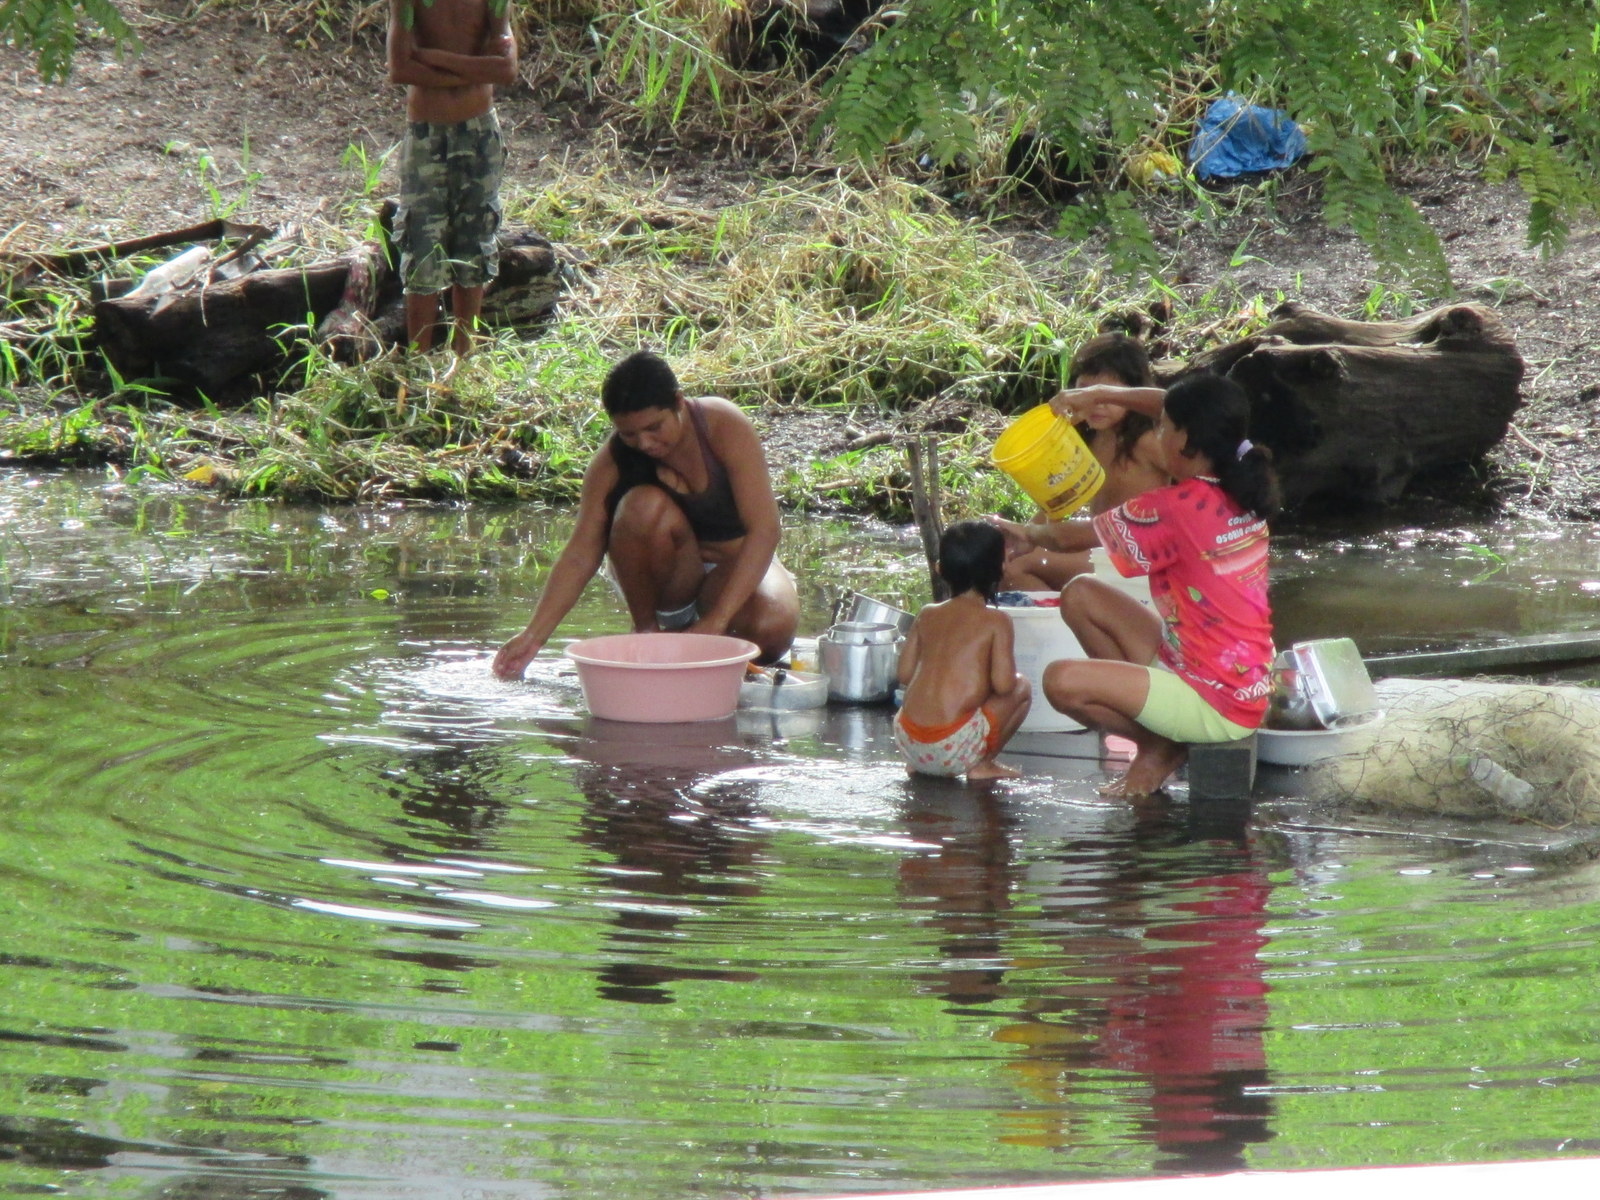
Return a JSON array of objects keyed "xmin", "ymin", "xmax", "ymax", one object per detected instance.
[
  {"xmin": 1218, "ymin": 440, "xmax": 1281, "ymax": 520},
  {"xmin": 1163, "ymin": 373, "xmax": 1281, "ymax": 519}
]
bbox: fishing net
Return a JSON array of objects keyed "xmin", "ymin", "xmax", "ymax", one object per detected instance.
[{"xmin": 1310, "ymin": 683, "xmax": 1600, "ymax": 828}]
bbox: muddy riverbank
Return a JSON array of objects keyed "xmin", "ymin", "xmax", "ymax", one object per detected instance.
[{"xmin": 3, "ymin": 4, "xmax": 1598, "ymax": 519}]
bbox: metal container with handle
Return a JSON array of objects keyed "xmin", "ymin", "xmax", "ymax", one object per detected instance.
[
  {"xmin": 819, "ymin": 621, "xmax": 903, "ymax": 703},
  {"xmin": 843, "ymin": 592, "xmax": 915, "ymax": 636},
  {"xmin": 1267, "ymin": 638, "xmax": 1379, "ymax": 730}
]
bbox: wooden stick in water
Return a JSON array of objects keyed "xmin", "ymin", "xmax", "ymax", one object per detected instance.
[{"xmin": 905, "ymin": 437, "xmax": 949, "ymax": 601}]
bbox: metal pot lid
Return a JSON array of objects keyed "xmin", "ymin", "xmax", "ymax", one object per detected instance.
[{"xmin": 822, "ymin": 621, "xmax": 900, "ymax": 644}]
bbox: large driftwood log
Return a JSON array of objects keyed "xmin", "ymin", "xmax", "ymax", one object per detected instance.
[
  {"xmin": 482, "ymin": 232, "xmax": 565, "ymax": 324},
  {"xmin": 356, "ymin": 234, "xmax": 567, "ymax": 359},
  {"xmin": 1174, "ymin": 302, "xmax": 1525, "ymax": 511},
  {"xmin": 92, "ymin": 231, "xmax": 566, "ymax": 395},
  {"xmin": 1182, "ymin": 300, "xmax": 1521, "ymax": 378},
  {"xmin": 94, "ymin": 258, "xmax": 352, "ymax": 392}
]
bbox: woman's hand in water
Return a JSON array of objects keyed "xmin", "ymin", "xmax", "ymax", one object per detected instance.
[{"xmin": 492, "ymin": 630, "xmax": 545, "ymax": 680}]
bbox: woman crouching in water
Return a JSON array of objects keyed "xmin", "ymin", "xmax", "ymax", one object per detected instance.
[
  {"xmin": 1041, "ymin": 373, "xmax": 1279, "ymax": 797},
  {"xmin": 492, "ymin": 351, "xmax": 799, "ymax": 679}
]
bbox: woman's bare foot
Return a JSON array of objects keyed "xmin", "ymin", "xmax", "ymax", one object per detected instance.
[
  {"xmin": 967, "ymin": 759, "xmax": 1022, "ymax": 782},
  {"xmin": 1098, "ymin": 742, "xmax": 1186, "ymax": 798}
]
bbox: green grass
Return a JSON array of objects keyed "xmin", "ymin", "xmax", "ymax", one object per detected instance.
[{"xmin": 2, "ymin": 161, "xmax": 1297, "ymax": 516}]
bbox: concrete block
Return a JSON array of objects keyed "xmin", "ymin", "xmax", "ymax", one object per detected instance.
[{"xmin": 1187, "ymin": 734, "xmax": 1258, "ymax": 800}]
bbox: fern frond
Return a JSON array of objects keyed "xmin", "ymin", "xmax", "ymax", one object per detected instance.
[{"xmin": 0, "ymin": 0, "xmax": 137, "ymax": 81}]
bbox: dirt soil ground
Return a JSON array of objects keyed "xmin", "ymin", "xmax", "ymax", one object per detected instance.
[{"xmin": 5, "ymin": 2, "xmax": 1599, "ymax": 520}]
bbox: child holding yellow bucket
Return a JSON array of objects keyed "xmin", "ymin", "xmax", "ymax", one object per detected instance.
[
  {"xmin": 1041, "ymin": 374, "xmax": 1279, "ymax": 798},
  {"xmin": 990, "ymin": 334, "xmax": 1168, "ymax": 591}
]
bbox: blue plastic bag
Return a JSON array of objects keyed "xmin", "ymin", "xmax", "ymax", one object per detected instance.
[{"xmin": 1188, "ymin": 93, "xmax": 1306, "ymax": 180}]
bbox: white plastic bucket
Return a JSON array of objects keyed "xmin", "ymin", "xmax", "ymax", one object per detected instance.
[
  {"xmin": 1004, "ymin": 597, "xmax": 1085, "ymax": 733},
  {"xmin": 1088, "ymin": 547, "xmax": 1153, "ymax": 607}
]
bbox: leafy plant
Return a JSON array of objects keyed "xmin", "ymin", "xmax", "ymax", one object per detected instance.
[
  {"xmin": 0, "ymin": 0, "xmax": 137, "ymax": 81},
  {"xmin": 822, "ymin": 0, "xmax": 1600, "ymax": 291},
  {"xmin": 341, "ymin": 141, "xmax": 393, "ymax": 201},
  {"xmin": 1460, "ymin": 541, "xmax": 1508, "ymax": 584},
  {"xmin": 191, "ymin": 137, "xmax": 264, "ymax": 220}
]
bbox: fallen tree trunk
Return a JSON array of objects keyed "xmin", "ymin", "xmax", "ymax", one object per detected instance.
[
  {"xmin": 1171, "ymin": 302, "xmax": 1525, "ymax": 512},
  {"xmin": 356, "ymin": 235, "xmax": 566, "ymax": 359},
  {"xmin": 482, "ymin": 232, "xmax": 565, "ymax": 324},
  {"xmin": 92, "ymin": 231, "xmax": 566, "ymax": 396},
  {"xmin": 94, "ymin": 258, "xmax": 352, "ymax": 393}
]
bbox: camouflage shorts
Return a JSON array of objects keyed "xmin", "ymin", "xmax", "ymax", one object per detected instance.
[{"xmin": 395, "ymin": 110, "xmax": 506, "ymax": 294}]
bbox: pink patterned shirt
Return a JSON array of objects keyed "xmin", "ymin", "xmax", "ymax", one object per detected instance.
[{"xmin": 1092, "ymin": 477, "xmax": 1273, "ymax": 727}]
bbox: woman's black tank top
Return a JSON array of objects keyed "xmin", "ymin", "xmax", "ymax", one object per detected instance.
[
  {"xmin": 667, "ymin": 399, "xmax": 747, "ymax": 544},
  {"xmin": 607, "ymin": 399, "xmax": 748, "ymax": 543}
]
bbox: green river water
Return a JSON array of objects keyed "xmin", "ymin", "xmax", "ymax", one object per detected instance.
[{"xmin": 4, "ymin": 468, "xmax": 1600, "ymax": 1198}]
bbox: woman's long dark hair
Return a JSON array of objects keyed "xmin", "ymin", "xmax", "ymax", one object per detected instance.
[
  {"xmin": 1163, "ymin": 373, "xmax": 1281, "ymax": 519},
  {"xmin": 601, "ymin": 350, "xmax": 682, "ymax": 520}
]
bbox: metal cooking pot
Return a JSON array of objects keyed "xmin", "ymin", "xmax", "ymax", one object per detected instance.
[
  {"xmin": 1266, "ymin": 650, "xmax": 1321, "ymax": 730},
  {"xmin": 842, "ymin": 593, "xmax": 915, "ymax": 636},
  {"xmin": 826, "ymin": 620, "xmax": 901, "ymax": 645},
  {"xmin": 819, "ymin": 621, "xmax": 903, "ymax": 702}
]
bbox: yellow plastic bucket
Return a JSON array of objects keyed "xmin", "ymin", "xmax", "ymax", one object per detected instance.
[{"xmin": 990, "ymin": 404, "xmax": 1105, "ymax": 519}]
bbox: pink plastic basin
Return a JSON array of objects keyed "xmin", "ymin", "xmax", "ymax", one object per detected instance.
[{"xmin": 566, "ymin": 632, "xmax": 759, "ymax": 723}]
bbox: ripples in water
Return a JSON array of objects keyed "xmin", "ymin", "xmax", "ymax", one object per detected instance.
[{"xmin": 6, "ymin": 471, "xmax": 1600, "ymax": 1197}]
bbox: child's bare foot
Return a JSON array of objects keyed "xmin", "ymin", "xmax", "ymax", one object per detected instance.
[
  {"xmin": 967, "ymin": 759, "xmax": 1021, "ymax": 782},
  {"xmin": 1098, "ymin": 771, "xmax": 1164, "ymax": 799}
]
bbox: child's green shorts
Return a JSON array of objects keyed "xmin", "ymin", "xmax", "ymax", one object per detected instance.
[
  {"xmin": 396, "ymin": 110, "xmax": 506, "ymax": 294},
  {"xmin": 1136, "ymin": 663, "xmax": 1254, "ymax": 744}
]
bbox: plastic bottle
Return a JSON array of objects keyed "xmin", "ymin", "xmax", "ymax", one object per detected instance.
[{"xmin": 1459, "ymin": 754, "xmax": 1536, "ymax": 810}]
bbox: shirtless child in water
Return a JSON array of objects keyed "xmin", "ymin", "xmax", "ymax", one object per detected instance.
[
  {"xmin": 894, "ymin": 522, "xmax": 1032, "ymax": 782},
  {"xmin": 387, "ymin": 0, "xmax": 518, "ymax": 357}
]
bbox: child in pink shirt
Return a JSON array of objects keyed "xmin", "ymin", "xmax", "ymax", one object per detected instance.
[{"xmin": 1040, "ymin": 373, "xmax": 1279, "ymax": 797}]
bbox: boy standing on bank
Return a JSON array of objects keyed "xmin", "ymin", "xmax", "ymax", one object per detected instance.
[
  {"xmin": 893, "ymin": 522, "xmax": 1033, "ymax": 782},
  {"xmin": 387, "ymin": 0, "xmax": 518, "ymax": 357}
]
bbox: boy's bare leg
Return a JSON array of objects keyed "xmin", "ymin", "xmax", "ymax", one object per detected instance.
[
  {"xmin": 967, "ymin": 675, "xmax": 1033, "ymax": 782},
  {"xmin": 608, "ymin": 486, "xmax": 705, "ymax": 630},
  {"xmin": 404, "ymin": 292, "xmax": 444, "ymax": 354},
  {"xmin": 449, "ymin": 283, "xmax": 485, "ymax": 357}
]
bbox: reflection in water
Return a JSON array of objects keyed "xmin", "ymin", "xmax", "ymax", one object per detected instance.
[
  {"xmin": 8, "ymin": 471, "xmax": 1600, "ymax": 1198},
  {"xmin": 1092, "ymin": 863, "xmax": 1272, "ymax": 1170},
  {"xmin": 572, "ymin": 718, "xmax": 767, "ymax": 1004},
  {"xmin": 391, "ymin": 744, "xmax": 515, "ymax": 843},
  {"xmin": 896, "ymin": 790, "xmax": 1274, "ymax": 1172},
  {"xmin": 899, "ymin": 781, "xmax": 1020, "ymax": 1009}
]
